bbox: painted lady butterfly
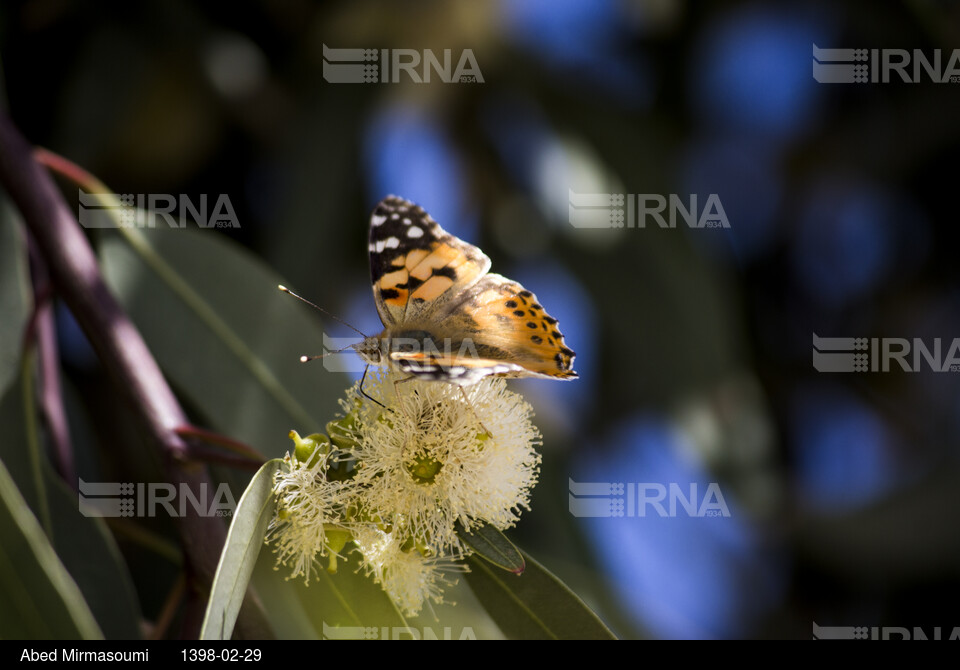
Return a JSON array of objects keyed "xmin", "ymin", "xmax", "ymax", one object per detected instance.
[{"xmin": 352, "ymin": 196, "xmax": 577, "ymax": 385}]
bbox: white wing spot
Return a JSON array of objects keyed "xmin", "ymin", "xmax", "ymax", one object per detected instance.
[
  {"xmin": 390, "ymin": 213, "xmax": 400, "ymax": 220},
  {"xmin": 385, "ymin": 236, "xmax": 400, "ymax": 249},
  {"xmin": 407, "ymin": 226, "xmax": 424, "ymax": 238},
  {"xmin": 402, "ymin": 217, "xmax": 412, "ymax": 225},
  {"xmin": 372, "ymin": 214, "xmax": 387, "ymax": 226}
]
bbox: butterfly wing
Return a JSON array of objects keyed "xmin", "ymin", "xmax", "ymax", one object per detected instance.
[
  {"xmin": 387, "ymin": 273, "xmax": 576, "ymax": 381},
  {"xmin": 369, "ymin": 196, "xmax": 576, "ymax": 382},
  {"xmin": 369, "ymin": 196, "xmax": 490, "ymax": 328},
  {"xmin": 443, "ymin": 273, "xmax": 577, "ymax": 379}
]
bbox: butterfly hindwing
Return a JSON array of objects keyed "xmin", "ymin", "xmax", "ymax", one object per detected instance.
[
  {"xmin": 439, "ymin": 273, "xmax": 577, "ymax": 379},
  {"xmin": 369, "ymin": 196, "xmax": 490, "ymax": 327}
]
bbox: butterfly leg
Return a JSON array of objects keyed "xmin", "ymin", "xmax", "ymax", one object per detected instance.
[
  {"xmin": 458, "ymin": 386, "xmax": 493, "ymax": 439},
  {"xmin": 391, "ymin": 375, "xmax": 420, "ymax": 414},
  {"xmin": 359, "ymin": 365, "xmax": 385, "ymax": 408},
  {"xmin": 391, "ymin": 375, "xmax": 421, "ymax": 455}
]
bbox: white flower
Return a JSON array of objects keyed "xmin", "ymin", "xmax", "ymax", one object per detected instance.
[
  {"xmin": 269, "ymin": 369, "xmax": 543, "ymax": 615},
  {"xmin": 343, "ymin": 369, "xmax": 542, "ymax": 556},
  {"xmin": 353, "ymin": 526, "xmax": 466, "ymax": 617},
  {"xmin": 268, "ymin": 433, "xmax": 355, "ymax": 584}
]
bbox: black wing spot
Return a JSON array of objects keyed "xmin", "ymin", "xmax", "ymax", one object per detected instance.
[
  {"xmin": 531, "ymin": 335, "xmax": 543, "ymax": 344},
  {"xmin": 551, "ymin": 330, "xmax": 562, "ymax": 340},
  {"xmin": 519, "ymin": 290, "xmax": 533, "ymax": 298},
  {"xmin": 544, "ymin": 316, "xmax": 558, "ymax": 325},
  {"xmin": 526, "ymin": 322, "xmax": 538, "ymax": 329},
  {"xmin": 380, "ymin": 288, "xmax": 400, "ymax": 300},
  {"xmin": 431, "ymin": 266, "xmax": 458, "ymax": 280},
  {"xmin": 505, "ymin": 300, "xmax": 518, "ymax": 309},
  {"xmin": 513, "ymin": 310, "xmax": 526, "ymax": 317},
  {"xmin": 396, "ymin": 276, "xmax": 424, "ymax": 291},
  {"xmin": 560, "ymin": 346, "xmax": 575, "ymax": 357}
]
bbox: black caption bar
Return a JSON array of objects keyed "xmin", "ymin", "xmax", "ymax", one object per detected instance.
[{"xmin": 9, "ymin": 641, "xmax": 270, "ymax": 665}]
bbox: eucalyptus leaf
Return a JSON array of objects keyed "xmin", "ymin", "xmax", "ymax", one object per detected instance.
[
  {"xmin": 464, "ymin": 550, "xmax": 616, "ymax": 640},
  {"xmin": 99, "ymin": 226, "xmax": 346, "ymax": 457},
  {"xmin": 0, "ymin": 456, "xmax": 103, "ymax": 639},
  {"xmin": 0, "ymin": 364, "xmax": 142, "ymax": 638},
  {"xmin": 251, "ymin": 506, "xmax": 411, "ymax": 637},
  {"xmin": 0, "ymin": 194, "xmax": 31, "ymax": 398},
  {"xmin": 201, "ymin": 458, "xmax": 281, "ymax": 640},
  {"xmin": 45, "ymin": 469, "xmax": 143, "ymax": 639},
  {"xmin": 287, "ymin": 549, "xmax": 410, "ymax": 636},
  {"xmin": 456, "ymin": 520, "xmax": 525, "ymax": 573}
]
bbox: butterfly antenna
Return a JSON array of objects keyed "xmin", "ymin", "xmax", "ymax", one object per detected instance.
[
  {"xmin": 278, "ymin": 285, "xmax": 368, "ymax": 338},
  {"xmin": 298, "ymin": 342, "xmax": 355, "ymax": 363}
]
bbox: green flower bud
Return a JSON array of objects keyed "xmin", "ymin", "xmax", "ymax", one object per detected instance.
[
  {"xmin": 288, "ymin": 430, "xmax": 329, "ymax": 468},
  {"xmin": 324, "ymin": 528, "xmax": 352, "ymax": 574}
]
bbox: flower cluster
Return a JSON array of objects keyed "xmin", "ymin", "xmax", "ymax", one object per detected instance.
[{"xmin": 268, "ymin": 368, "xmax": 542, "ymax": 616}]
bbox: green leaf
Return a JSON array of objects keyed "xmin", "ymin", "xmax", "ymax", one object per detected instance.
[
  {"xmin": 249, "ymin": 555, "xmax": 320, "ymax": 640},
  {"xmin": 99, "ymin": 226, "xmax": 345, "ymax": 457},
  {"xmin": 287, "ymin": 549, "xmax": 410, "ymax": 635},
  {"xmin": 464, "ymin": 550, "xmax": 616, "ymax": 640},
  {"xmin": 0, "ymin": 362, "xmax": 43, "ymax": 517},
  {"xmin": 201, "ymin": 458, "xmax": 282, "ymax": 640},
  {"xmin": 0, "ymin": 456, "xmax": 103, "ymax": 639},
  {"xmin": 217, "ymin": 460, "xmax": 410, "ymax": 639},
  {"xmin": 45, "ymin": 470, "xmax": 143, "ymax": 639},
  {"xmin": 251, "ymin": 504, "xmax": 411, "ymax": 638},
  {"xmin": 0, "ymin": 194, "xmax": 31, "ymax": 398},
  {"xmin": 456, "ymin": 521, "xmax": 525, "ymax": 574},
  {"xmin": 0, "ymin": 362, "xmax": 143, "ymax": 638}
]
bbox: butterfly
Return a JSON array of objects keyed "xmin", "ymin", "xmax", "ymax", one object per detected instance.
[{"xmin": 352, "ymin": 195, "xmax": 577, "ymax": 386}]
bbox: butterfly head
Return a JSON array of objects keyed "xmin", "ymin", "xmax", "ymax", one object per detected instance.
[{"xmin": 352, "ymin": 335, "xmax": 385, "ymax": 366}]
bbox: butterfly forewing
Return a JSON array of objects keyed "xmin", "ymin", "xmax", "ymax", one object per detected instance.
[{"xmin": 369, "ymin": 196, "xmax": 490, "ymax": 327}]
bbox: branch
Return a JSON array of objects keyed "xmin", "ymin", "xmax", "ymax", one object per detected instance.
[
  {"xmin": 27, "ymin": 235, "xmax": 76, "ymax": 486},
  {"xmin": 0, "ymin": 113, "xmax": 270, "ymax": 639}
]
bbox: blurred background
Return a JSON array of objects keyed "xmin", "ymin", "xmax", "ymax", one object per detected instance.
[{"xmin": 3, "ymin": 0, "xmax": 960, "ymax": 639}]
